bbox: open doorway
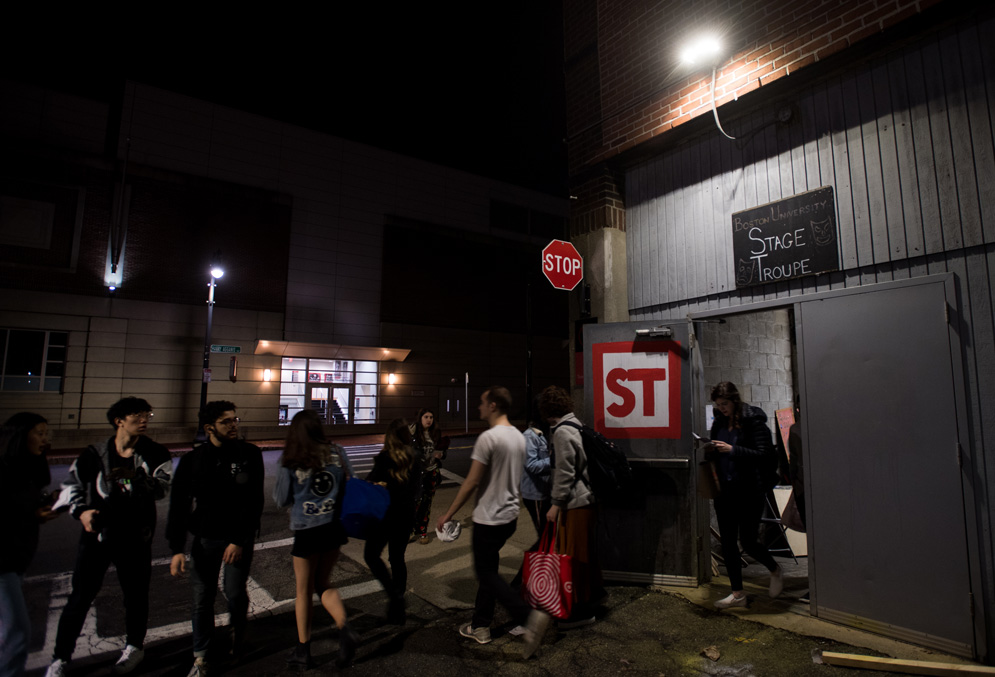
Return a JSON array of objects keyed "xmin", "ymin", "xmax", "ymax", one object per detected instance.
[{"xmin": 695, "ymin": 307, "xmax": 810, "ymax": 608}]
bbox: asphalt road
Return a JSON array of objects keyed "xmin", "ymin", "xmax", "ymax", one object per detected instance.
[{"xmin": 29, "ymin": 443, "xmax": 477, "ymax": 577}]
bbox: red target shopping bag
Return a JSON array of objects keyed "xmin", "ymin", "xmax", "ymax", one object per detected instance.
[{"xmin": 522, "ymin": 523, "xmax": 574, "ymax": 619}]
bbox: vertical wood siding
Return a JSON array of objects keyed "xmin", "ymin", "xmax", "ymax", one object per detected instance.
[{"xmin": 626, "ymin": 15, "xmax": 995, "ymax": 652}]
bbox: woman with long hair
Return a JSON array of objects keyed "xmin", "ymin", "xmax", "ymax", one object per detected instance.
[
  {"xmin": 1, "ymin": 412, "xmax": 59, "ymax": 677},
  {"xmin": 273, "ymin": 410, "xmax": 358, "ymax": 668},
  {"xmin": 705, "ymin": 382, "xmax": 782, "ymax": 609},
  {"xmin": 364, "ymin": 419, "xmax": 421, "ymax": 624},
  {"xmin": 409, "ymin": 408, "xmax": 449, "ymax": 544}
]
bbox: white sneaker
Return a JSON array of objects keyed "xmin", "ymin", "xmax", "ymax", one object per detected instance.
[
  {"xmin": 186, "ymin": 656, "xmax": 209, "ymax": 677},
  {"xmin": 45, "ymin": 659, "xmax": 67, "ymax": 677},
  {"xmin": 769, "ymin": 565, "xmax": 784, "ymax": 598},
  {"xmin": 112, "ymin": 645, "xmax": 145, "ymax": 674},
  {"xmin": 521, "ymin": 609, "xmax": 551, "ymax": 659},
  {"xmin": 713, "ymin": 592, "xmax": 748, "ymax": 609}
]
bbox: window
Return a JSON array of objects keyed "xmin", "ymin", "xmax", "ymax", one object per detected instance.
[
  {"xmin": 279, "ymin": 357, "xmax": 379, "ymax": 425},
  {"xmin": 0, "ymin": 329, "xmax": 68, "ymax": 392}
]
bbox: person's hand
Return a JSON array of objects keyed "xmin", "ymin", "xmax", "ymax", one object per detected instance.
[
  {"xmin": 546, "ymin": 505, "xmax": 561, "ymax": 523},
  {"xmin": 80, "ymin": 509, "xmax": 100, "ymax": 533},
  {"xmin": 436, "ymin": 513, "xmax": 452, "ymax": 532},
  {"xmin": 222, "ymin": 544, "xmax": 243, "ymax": 564},
  {"xmin": 712, "ymin": 441, "xmax": 733, "ymax": 454},
  {"xmin": 170, "ymin": 553, "xmax": 186, "ymax": 577},
  {"xmin": 433, "ymin": 452, "xmax": 444, "ymax": 460},
  {"xmin": 36, "ymin": 506, "xmax": 60, "ymax": 523}
]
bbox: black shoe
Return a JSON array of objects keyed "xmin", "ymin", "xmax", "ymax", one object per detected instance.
[
  {"xmin": 336, "ymin": 626, "xmax": 360, "ymax": 668},
  {"xmin": 286, "ymin": 641, "xmax": 313, "ymax": 669},
  {"xmin": 386, "ymin": 597, "xmax": 406, "ymax": 625}
]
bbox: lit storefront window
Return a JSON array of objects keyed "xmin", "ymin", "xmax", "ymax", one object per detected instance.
[{"xmin": 279, "ymin": 357, "xmax": 378, "ymax": 425}]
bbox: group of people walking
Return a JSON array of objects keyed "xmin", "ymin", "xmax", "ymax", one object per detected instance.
[{"xmin": 1, "ymin": 379, "xmax": 782, "ymax": 676}]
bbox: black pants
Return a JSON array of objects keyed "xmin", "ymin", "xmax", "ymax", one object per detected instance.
[
  {"xmin": 190, "ymin": 537, "xmax": 254, "ymax": 656},
  {"xmin": 714, "ymin": 485, "xmax": 778, "ymax": 591},
  {"xmin": 54, "ymin": 532, "xmax": 152, "ymax": 661},
  {"xmin": 363, "ymin": 512, "xmax": 412, "ymax": 600},
  {"xmin": 471, "ymin": 520, "xmax": 530, "ymax": 629}
]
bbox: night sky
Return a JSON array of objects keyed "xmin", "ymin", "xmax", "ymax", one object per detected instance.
[{"xmin": 3, "ymin": 6, "xmax": 567, "ymax": 197}]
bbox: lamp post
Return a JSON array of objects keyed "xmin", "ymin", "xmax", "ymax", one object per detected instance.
[{"xmin": 199, "ymin": 262, "xmax": 225, "ymax": 413}]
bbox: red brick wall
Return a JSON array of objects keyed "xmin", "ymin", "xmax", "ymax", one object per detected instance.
[
  {"xmin": 565, "ymin": 0, "xmax": 946, "ymax": 176},
  {"xmin": 569, "ymin": 166, "xmax": 626, "ymax": 236}
]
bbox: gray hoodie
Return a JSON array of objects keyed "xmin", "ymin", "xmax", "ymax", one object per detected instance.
[{"xmin": 550, "ymin": 413, "xmax": 595, "ymax": 510}]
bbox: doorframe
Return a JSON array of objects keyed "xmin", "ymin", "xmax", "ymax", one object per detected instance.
[{"xmin": 686, "ymin": 273, "xmax": 985, "ymax": 659}]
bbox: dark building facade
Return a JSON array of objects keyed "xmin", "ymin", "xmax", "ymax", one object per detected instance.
[{"xmin": 563, "ymin": 0, "xmax": 995, "ymax": 662}]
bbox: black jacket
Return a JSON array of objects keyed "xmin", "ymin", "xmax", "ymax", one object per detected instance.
[
  {"xmin": 366, "ymin": 447, "xmax": 422, "ymax": 519},
  {"xmin": 60, "ymin": 436, "xmax": 172, "ymax": 544},
  {"xmin": 1, "ymin": 452, "xmax": 51, "ymax": 574},
  {"xmin": 709, "ymin": 404, "xmax": 778, "ymax": 494},
  {"xmin": 166, "ymin": 439, "xmax": 264, "ymax": 553}
]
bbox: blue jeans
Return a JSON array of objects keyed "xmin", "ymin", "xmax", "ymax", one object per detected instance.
[
  {"xmin": 190, "ymin": 537, "xmax": 253, "ymax": 656},
  {"xmin": 0, "ymin": 572, "xmax": 29, "ymax": 677}
]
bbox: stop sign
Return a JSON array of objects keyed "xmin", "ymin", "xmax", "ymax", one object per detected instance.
[{"xmin": 542, "ymin": 239, "xmax": 584, "ymax": 290}]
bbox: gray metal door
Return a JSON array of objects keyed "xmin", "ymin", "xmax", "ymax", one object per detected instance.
[
  {"xmin": 583, "ymin": 320, "xmax": 700, "ymax": 585},
  {"xmin": 798, "ymin": 279, "xmax": 974, "ymax": 656}
]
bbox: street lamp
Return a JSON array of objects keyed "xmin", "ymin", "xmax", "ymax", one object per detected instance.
[{"xmin": 199, "ymin": 259, "xmax": 224, "ymax": 413}]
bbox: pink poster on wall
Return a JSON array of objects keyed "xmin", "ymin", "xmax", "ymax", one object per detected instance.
[{"xmin": 775, "ymin": 407, "xmax": 795, "ymax": 459}]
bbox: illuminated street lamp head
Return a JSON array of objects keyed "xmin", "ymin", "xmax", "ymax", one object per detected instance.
[
  {"xmin": 680, "ymin": 35, "xmax": 722, "ymax": 66},
  {"xmin": 210, "ymin": 265, "xmax": 225, "ymax": 279}
]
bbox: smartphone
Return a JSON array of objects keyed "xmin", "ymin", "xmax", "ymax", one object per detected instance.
[{"xmin": 692, "ymin": 432, "xmax": 711, "ymax": 443}]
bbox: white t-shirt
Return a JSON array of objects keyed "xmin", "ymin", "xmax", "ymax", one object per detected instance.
[{"xmin": 470, "ymin": 424, "xmax": 526, "ymax": 525}]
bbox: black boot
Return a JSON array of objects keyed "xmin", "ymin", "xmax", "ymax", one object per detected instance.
[
  {"xmin": 386, "ymin": 596, "xmax": 406, "ymax": 625},
  {"xmin": 336, "ymin": 625, "xmax": 359, "ymax": 668},
  {"xmin": 286, "ymin": 640, "xmax": 313, "ymax": 669}
]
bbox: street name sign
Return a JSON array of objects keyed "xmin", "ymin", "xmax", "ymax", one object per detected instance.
[{"xmin": 210, "ymin": 345, "xmax": 241, "ymax": 354}]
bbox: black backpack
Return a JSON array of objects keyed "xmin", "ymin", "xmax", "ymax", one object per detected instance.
[{"xmin": 553, "ymin": 420, "xmax": 633, "ymax": 502}]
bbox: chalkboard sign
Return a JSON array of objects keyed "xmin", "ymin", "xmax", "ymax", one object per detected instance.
[{"xmin": 731, "ymin": 186, "xmax": 839, "ymax": 288}]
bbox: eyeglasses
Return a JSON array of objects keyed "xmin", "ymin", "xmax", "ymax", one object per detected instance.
[
  {"xmin": 128, "ymin": 412, "xmax": 154, "ymax": 421},
  {"xmin": 216, "ymin": 417, "xmax": 240, "ymax": 426}
]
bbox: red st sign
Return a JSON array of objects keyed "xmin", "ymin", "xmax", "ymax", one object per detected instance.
[
  {"xmin": 542, "ymin": 239, "xmax": 583, "ymax": 290},
  {"xmin": 591, "ymin": 341, "xmax": 682, "ymax": 440}
]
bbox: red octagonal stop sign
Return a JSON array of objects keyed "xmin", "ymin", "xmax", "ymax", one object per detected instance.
[{"xmin": 542, "ymin": 239, "xmax": 584, "ymax": 290}]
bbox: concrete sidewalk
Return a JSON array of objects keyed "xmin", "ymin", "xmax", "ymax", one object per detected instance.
[{"xmin": 28, "ymin": 482, "xmax": 983, "ymax": 677}]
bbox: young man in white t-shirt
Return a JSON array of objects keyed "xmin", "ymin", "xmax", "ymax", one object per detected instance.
[{"xmin": 437, "ymin": 387, "xmax": 545, "ymax": 656}]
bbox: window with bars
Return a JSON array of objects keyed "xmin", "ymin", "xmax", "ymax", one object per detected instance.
[{"xmin": 0, "ymin": 329, "xmax": 68, "ymax": 392}]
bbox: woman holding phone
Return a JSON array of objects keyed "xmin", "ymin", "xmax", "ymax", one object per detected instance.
[{"xmin": 706, "ymin": 382, "xmax": 782, "ymax": 609}]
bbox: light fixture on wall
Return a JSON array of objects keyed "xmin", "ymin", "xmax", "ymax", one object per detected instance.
[
  {"xmin": 679, "ymin": 34, "xmax": 738, "ymax": 141},
  {"xmin": 263, "ymin": 368, "xmax": 272, "ymax": 382},
  {"xmin": 388, "ymin": 373, "xmax": 397, "ymax": 385}
]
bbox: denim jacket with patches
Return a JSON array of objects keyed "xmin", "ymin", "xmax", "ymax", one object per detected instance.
[{"xmin": 274, "ymin": 444, "xmax": 353, "ymax": 531}]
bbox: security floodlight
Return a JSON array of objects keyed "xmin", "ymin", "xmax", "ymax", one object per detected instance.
[
  {"xmin": 211, "ymin": 266, "xmax": 225, "ymax": 279},
  {"xmin": 680, "ymin": 36, "xmax": 722, "ymax": 66}
]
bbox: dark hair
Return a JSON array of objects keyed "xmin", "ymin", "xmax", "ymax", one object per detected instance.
[
  {"xmin": 383, "ymin": 418, "xmax": 415, "ymax": 484},
  {"xmin": 199, "ymin": 400, "xmax": 237, "ymax": 430},
  {"xmin": 1, "ymin": 412, "xmax": 48, "ymax": 461},
  {"xmin": 483, "ymin": 386, "xmax": 512, "ymax": 415},
  {"xmin": 537, "ymin": 385, "xmax": 574, "ymax": 419},
  {"xmin": 106, "ymin": 397, "xmax": 152, "ymax": 427},
  {"xmin": 710, "ymin": 381, "xmax": 744, "ymax": 429},
  {"xmin": 413, "ymin": 407, "xmax": 441, "ymax": 444},
  {"xmin": 282, "ymin": 409, "xmax": 336, "ymax": 471}
]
